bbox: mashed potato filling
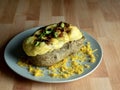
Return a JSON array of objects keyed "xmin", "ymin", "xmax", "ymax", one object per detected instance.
[{"xmin": 23, "ymin": 22, "xmax": 83, "ymax": 56}]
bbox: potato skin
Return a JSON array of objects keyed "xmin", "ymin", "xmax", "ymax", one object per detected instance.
[{"xmin": 28, "ymin": 37, "xmax": 85, "ymax": 66}]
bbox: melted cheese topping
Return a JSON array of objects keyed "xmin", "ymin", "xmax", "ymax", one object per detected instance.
[{"xmin": 23, "ymin": 25, "xmax": 83, "ymax": 56}]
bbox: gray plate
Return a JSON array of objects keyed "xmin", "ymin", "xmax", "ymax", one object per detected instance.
[{"xmin": 4, "ymin": 27, "xmax": 103, "ymax": 83}]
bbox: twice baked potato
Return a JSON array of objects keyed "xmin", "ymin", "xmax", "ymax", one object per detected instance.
[{"xmin": 23, "ymin": 22, "xmax": 85, "ymax": 66}]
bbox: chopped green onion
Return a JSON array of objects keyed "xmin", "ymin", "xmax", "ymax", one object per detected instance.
[
  {"xmin": 46, "ymin": 30, "xmax": 51, "ymax": 34},
  {"xmin": 38, "ymin": 33, "xmax": 45, "ymax": 39},
  {"xmin": 38, "ymin": 34, "xmax": 42, "ymax": 39},
  {"xmin": 45, "ymin": 29, "xmax": 52, "ymax": 34},
  {"xmin": 41, "ymin": 36, "xmax": 47, "ymax": 40},
  {"xmin": 61, "ymin": 22, "xmax": 65, "ymax": 28},
  {"xmin": 54, "ymin": 32, "xmax": 59, "ymax": 38},
  {"xmin": 34, "ymin": 41, "xmax": 40, "ymax": 46}
]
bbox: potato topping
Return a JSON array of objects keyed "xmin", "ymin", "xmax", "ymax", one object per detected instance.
[{"xmin": 23, "ymin": 22, "xmax": 83, "ymax": 56}]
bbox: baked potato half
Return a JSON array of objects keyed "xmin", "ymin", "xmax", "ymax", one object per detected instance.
[{"xmin": 23, "ymin": 22, "xmax": 85, "ymax": 66}]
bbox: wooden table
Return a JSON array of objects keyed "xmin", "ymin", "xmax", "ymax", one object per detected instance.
[{"xmin": 0, "ymin": 0, "xmax": 120, "ymax": 90}]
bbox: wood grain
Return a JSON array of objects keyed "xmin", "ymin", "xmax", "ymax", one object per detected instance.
[{"xmin": 0, "ymin": 0, "xmax": 120, "ymax": 90}]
